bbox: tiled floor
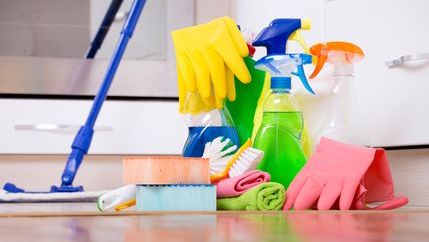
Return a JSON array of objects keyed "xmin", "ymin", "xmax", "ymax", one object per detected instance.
[{"xmin": 0, "ymin": 204, "xmax": 428, "ymax": 242}]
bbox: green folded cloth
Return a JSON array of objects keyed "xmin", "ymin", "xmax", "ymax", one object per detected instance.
[{"xmin": 217, "ymin": 182, "xmax": 285, "ymax": 211}]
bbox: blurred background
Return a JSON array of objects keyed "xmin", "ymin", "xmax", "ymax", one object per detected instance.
[{"xmin": 0, "ymin": 0, "xmax": 427, "ymax": 207}]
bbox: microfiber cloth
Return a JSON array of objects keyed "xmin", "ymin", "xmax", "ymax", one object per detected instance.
[
  {"xmin": 216, "ymin": 170, "xmax": 270, "ymax": 198},
  {"xmin": 217, "ymin": 182, "xmax": 285, "ymax": 211}
]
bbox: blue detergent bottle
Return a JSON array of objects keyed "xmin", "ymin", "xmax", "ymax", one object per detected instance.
[{"xmin": 182, "ymin": 92, "xmax": 240, "ymax": 157}]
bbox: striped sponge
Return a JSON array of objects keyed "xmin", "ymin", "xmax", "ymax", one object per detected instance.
[{"xmin": 136, "ymin": 184, "xmax": 216, "ymax": 211}]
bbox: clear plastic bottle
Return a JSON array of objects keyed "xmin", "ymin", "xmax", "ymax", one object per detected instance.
[
  {"xmin": 182, "ymin": 92, "xmax": 240, "ymax": 157},
  {"xmin": 315, "ymin": 72, "xmax": 356, "ymax": 142},
  {"xmin": 253, "ymin": 79, "xmax": 307, "ymax": 188},
  {"xmin": 308, "ymin": 42, "xmax": 365, "ymax": 145}
]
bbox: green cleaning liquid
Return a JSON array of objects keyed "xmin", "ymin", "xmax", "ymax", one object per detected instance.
[{"xmin": 253, "ymin": 89, "xmax": 307, "ymax": 189}]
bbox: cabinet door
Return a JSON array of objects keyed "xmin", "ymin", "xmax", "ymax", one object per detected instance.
[
  {"xmin": 0, "ymin": 99, "xmax": 186, "ymax": 154},
  {"xmin": 326, "ymin": 0, "xmax": 429, "ymax": 147}
]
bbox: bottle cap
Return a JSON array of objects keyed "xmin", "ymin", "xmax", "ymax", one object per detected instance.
[{"xmin": 271, "ymin": 77, "xmax": 291, "ymax": 89}]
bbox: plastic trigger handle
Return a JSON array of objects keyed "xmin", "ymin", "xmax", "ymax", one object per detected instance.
[
  {"xmin": 291, "ymin": 54, "xmax": 314, "ymax": 94},
  {"xmin": 292, "ymin": 65, "xmax": 315, "ymax": 95},
  {"xmin": 290, "ymin": 30, "xmax": 309, "ymax": 53},
  {"xmin": 309, "ymin": 54, "xmax": 327, "ymax": 79}
]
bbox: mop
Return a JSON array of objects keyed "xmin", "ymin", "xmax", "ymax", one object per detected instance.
[{"xmin": 1, "ymin": 0, "xmax": 147, "ymax": 202}]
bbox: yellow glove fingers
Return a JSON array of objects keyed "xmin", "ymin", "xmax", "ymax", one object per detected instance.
[
  {"xmin": 226, "ymin": 67, "xmax": 236, "ymax": 101},
  {"xmin": 203, "ymin": 50, "xmax": 227, "ymax": 100},
  {"xmin": 173, "ymin": 17, "xmax": 250, "ymax": 109},
  {"xmin": 215, "ymin": 95, "xmax": 224, "ymax": 109},
  {"xmin": 216, "ymin": 41, "xmax": 250, "ymax": 84},
  {"xmin": 177, "ymin": 63, "xmax": 188, "ymax": 113},
  {"xmin": 172, "ymin": 30, "xmax": 196, "ymax": 92},
  {"xmin": 203, "ymin": 95, "xmax": 216, "ymax": 108},
  {"xmin": 177, "ymin": 53, "xmax": 196, "ymax": 92},
  {"xmin": 189, "ymin": 52, "xmax": 211, "ymax": 99},
  {"xmin": 223, "ymin": 16, "xmax": 249, "ymax": 57}
]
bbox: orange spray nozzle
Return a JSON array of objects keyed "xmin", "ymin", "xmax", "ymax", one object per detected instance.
[{"xmin": 309, "ymin": 42, "xmax": 365, "ymax": 79}]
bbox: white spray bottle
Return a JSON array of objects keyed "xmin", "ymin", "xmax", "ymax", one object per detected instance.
[{"xmin": 308, "ymin": 41, "xmax": 365, "ymax": 145}]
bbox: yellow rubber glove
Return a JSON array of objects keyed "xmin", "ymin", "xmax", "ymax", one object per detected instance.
[{"xmin": 172, "ymin": 16, "xmax": 251, "ymax": 113}]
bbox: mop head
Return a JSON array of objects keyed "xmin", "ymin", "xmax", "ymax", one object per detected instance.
[{"xmin": 0, "ymin": 189, "xmax": 106, "ymax": 203}]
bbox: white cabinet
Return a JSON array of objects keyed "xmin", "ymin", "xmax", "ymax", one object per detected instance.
[
  {"xmin": 0, "ymin": 99, "xmax": 186, "ymax": 154},
  {"xmin": 326, "ymin": 0, "xmax": 429, "ymax": 147},
  {"xmin": 237, "ymin": 0, "xmax": 429, "ymax": 147}
]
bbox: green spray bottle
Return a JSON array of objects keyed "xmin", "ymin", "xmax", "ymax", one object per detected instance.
[
  {"xmin": 252, "ymin": 19, "xmax": 315, "ymax": 189},
  {"xmin": 225, "ymin": 39, "xmax": 267, "ymax": 144}
]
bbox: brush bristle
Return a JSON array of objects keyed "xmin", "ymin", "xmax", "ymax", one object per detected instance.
[
  {"xmin": 203, "ymin": 136, "xmax": 237, "ymax": 176},
  {"xmin": 228, "ymin": 147, "xmax": 264, "ymax": 178},
  {"xmin": 209, "ymin": 156, "xmax": 231, "ymax": 175}
]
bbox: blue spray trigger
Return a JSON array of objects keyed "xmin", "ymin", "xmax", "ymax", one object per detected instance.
[
  {"xmin": 292, "ymin": 65, "xmax": 315, "ymax": 95},
  {"xmin": 254, "ymin": 53, "xmax": 315, "ymax": 94},
  {"xmin": 290, "ymin": 53, "xmax": 315, "ymax": 95},
  {"xmin": 298, "ymin": 53, "xmax": 313, "ymax": 64}
]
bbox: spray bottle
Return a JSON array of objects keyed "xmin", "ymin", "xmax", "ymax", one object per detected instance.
[
  {"xmin": 309, "ymin": 41, "xmax": 364, "ymax": 145},
  {"xmin": 252, "ymin": 18, "xmax": 315, "ymax": 188},
  {"xmin": 251, "ymin": 19, "xmax": 314, "ymax": 158},
  {"xmin": 224, "ymin": 30, "xmax": 266, "ymax": 144},
  {"xmin": 182, "ymin": 91, "xmax": 240, "ymax": 157}
]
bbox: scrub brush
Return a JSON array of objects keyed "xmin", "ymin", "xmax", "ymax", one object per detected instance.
[
  {"xmin": 203, "ymin": 138, "xmax": 264, "ymax": 182},
  {"xmin": 203, "ymin": 136, "xmax": 237, "ymax": 176}
]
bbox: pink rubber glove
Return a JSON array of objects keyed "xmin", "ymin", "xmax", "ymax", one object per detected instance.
[
  {"xmin": 216, "ymin": 170, "xmax": 270, "ymax": 198},
  {"xmin": 283, "ymin": 137, "xmax": 408, "ymax": 210}
]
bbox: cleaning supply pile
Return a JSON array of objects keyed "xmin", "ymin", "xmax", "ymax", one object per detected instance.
[
  {"xmin": 169, "ymin": 16, "xmax": 407, "ymax": 211},
  {"xmin": 95, "ymin": 16, "xmax": 408, "ymax": 212},
  {"xmin": 0, "ymin": 1, "xmax": 408, "ymax": 210}
]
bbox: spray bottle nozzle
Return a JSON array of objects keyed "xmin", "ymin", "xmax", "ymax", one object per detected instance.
[
  {"xmin": 255, "ymin": 53, "xmax": 315, "ymax": 94},
  {"xmin": 309, "ymin": 41, "xmax": 365, "ymax": 79},
  {"xmin": 252, "ymin": 18, "xmax": 311, "ymax": 55}
]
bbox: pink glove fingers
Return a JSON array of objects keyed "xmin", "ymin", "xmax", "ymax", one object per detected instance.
[
  {"xmin": 294, "ymin": 178, "xmax": 323, "ymax": 210},
  {"xmin": 368, "ymin": 197, "xmax": 409, "ymax": 210},
  {"xmin": 317, "ymin": 181, "xmax": 343, "ymax": 210},
  {"xmin": 339, "ymin": 178, "xmax": 361, "ymax": 210},
  {"xmin": 283, "ymin": 175, "xmax": 308, "ymax": 210},
  {"xmin": 283, "ymin": 138, "xmax": 408, "ymax": 211}
]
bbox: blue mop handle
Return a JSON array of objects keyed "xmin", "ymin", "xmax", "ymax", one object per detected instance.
[
  {"xmin": 60, "ymin": 0, "xmax": 147, "ymax": 188},
  {"xmin": 86, "ymin": 0, "xmax": 124, "ymax": 59}
]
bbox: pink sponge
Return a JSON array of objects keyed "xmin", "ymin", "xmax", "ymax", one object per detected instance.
[{"xmin": 123, "ymin": 156, "xmax": 210, "ymax": 185}]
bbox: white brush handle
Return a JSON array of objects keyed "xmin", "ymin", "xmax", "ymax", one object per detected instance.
[{"xmin": 97, "ymin": 184, "xmax": 136, "ymax": 211}]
